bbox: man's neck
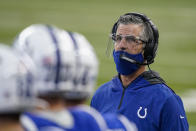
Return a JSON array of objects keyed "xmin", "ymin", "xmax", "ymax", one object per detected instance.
[
  {"xmin": 120, "ymin": 66, "xmax": 145, "ymax": 87},
  {"xmin": 37, "ymin": 98, "xmax": 65, "ymax": 111}
]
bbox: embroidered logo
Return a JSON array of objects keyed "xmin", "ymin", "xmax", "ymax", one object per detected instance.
[
  {"xmin": 180, "ymin": 115, "xmax": 185, "ymax": 119},
  {"xmin": 137, "ymin": 106, "xmax": 147, "ymax": 119}
]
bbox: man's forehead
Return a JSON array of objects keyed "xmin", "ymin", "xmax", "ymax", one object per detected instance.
[{"xmin": 116, "ymin": 24, "xmax": 142, "ymax": 35}]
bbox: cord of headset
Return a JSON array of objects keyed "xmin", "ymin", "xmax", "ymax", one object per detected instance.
[{"xmin": 147, "ymin": 64, "xmax": 176, "ymax": 93}]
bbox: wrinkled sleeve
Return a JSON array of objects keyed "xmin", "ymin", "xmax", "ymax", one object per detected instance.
[{"xmin": 160, "ymin": 95, "xmax": 189, "ymax": 131}]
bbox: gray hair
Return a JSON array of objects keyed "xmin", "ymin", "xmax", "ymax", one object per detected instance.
[{"xmin": 117, "ymin": 14, "xmax": 154, "ymax": 43}]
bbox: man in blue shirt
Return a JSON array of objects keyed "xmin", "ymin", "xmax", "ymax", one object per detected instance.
[{"xmin": 91, "ymin": 12, "xmax": 189, "ymax": 131}]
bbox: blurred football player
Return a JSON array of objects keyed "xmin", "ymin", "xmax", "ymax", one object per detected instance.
[
  {"xmin": 13, "ymin": 24, "xmax": 137, "ymax": 131},
  {"xmin": 0, "ymin": 43, "xmax": 45, "ymax": 131}
]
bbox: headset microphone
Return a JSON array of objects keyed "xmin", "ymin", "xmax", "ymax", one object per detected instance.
[{"xmin": 120, "ymin": 54, "xmax": 151, "ymax": 65}]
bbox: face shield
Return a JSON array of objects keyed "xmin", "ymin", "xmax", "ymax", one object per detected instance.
[
  {"xmin": 105, "ymin": 33, "xmax": 115, "ymax": 57},
  {"xmin": 106, "ymin": 33, "xmax": 146, "ymax": 57}
]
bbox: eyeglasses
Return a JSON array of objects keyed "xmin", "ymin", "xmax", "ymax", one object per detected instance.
[{"xmin": 111, "ymin": 34, "xmax": 146, "ymax": 45}]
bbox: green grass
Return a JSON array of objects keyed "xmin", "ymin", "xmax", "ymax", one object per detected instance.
[{"xmin": 0, "ymin": 0, "xmax": 196, "ymax": 128}]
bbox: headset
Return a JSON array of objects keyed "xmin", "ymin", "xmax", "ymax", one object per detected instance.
[{"xmin": 111, "ymin": 12, "xmax": 159, "ymax": 65}]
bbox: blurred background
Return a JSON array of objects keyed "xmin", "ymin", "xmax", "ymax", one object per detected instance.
[{"xmin": 0, "ymin": 0, "xmax": 195, "ymax": 129}]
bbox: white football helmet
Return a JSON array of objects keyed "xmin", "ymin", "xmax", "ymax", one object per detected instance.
[
  {"xmin": 0, "ymin": 43, "xmax": 45, "ymax": 113},
  {"xmin": 13, "ymin": 24, "xmax": 99, "ymax": 100}
]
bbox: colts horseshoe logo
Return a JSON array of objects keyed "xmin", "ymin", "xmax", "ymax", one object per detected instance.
[{"xmin": 137, "ymin": 106, "xmax": 147, "ymax": 119}]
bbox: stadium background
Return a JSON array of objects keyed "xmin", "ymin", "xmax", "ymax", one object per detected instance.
[{"xmin": 0, "ymin": 0, "xmax": 195, "ymax": 129}]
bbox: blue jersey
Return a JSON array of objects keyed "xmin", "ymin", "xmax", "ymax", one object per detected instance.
[
  {"xmin": 20, "ymin": 105, "xmax": 137, "ymax": 131},
  {"xmin": 91, "ymin": 71, "xmax": 189, "ymax": 131}
]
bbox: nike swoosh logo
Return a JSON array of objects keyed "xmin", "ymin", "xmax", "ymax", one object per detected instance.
[{"xmin": 180, "ymin": 115, "xmax": 185, "ymax": 119}]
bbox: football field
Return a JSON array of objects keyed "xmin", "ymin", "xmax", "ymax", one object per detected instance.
[{"xmin": 0, "ymin": 0, "xmax": 196, "ymax": 129}]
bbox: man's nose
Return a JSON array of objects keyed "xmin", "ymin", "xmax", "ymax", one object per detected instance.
[{"xmin": 118, "ymin": 38, "xmax": 127, "ymax": 50}]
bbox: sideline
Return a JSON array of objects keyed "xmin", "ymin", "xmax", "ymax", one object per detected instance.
[
  {"xmin": 181, "ymin": 89, "xmax": 196, "ymax": 131},
  {"xmin": 190, "ymin": 125, "xmax": 196, "ymax": 131},
  {"xmin": 181, "ymin": 89, "xmax": 196, "ymax": 112}
]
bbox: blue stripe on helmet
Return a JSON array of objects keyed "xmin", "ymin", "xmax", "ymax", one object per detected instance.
[
  {"xmin": 67, "ymin": 32, "xmax": 81, "ymax": 86},
  {"xmin": 46, "ymin": 25, "xmax": 61, "ymax": 87},
  {"xmin": 67, "ymin": 32, "xmax": 78, "ymax": 50}
]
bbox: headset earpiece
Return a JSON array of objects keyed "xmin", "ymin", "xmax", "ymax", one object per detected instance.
[{"xmin": 111, "ymin": 22, "xmax": 118, "ymax": 39}]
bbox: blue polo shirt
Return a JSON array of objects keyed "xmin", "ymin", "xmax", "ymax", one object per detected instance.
[{"xmin": 91, "ymin": 71, "xmax": 189, "ymax": 131}]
